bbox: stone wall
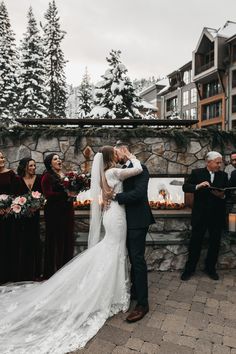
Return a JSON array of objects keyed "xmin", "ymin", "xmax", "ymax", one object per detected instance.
[
  {"xmin": 0, "ymin": 131, "xmax": 221, "ymax": 174},
  {"xmin": 2, "ymin": 127, "xmax": 236, "ymax": 271}
]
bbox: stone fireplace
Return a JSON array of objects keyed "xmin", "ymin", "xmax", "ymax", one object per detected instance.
[{"xmin": 2, "ymin": 126, "xmax": 236, "ymax": 270}]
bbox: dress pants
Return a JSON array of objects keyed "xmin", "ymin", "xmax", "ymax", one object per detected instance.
[
  {"xmin": 185, "ymin": 215, "xmax": 222, "ymax": 273},
  {"xmin": 127, "ymin": 227, "xmax": 149, "ymax": 307}
]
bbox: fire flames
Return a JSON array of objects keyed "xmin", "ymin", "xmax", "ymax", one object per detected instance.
[
  {"xmin": 74, "ymin": 199, "xmax": 184, "ymax": 210},
  {"xmin": 149, "ymin": 200, "xmax": 184, "ymax": 210},
  {"xmin": 74, "ymin": 200, "xmax": 91, "ymax": 210}
]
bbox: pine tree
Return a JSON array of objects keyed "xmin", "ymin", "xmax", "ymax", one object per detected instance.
[
  {"xmin": 0, "ymin": 1, "xmax": 18, "ymax": 124},
  {"xmin": 77, "ymin": 68, "xmax": 93, "ymax": 118},
  {"xmin": 91, "ymin": 50, "xmax": 142, "ymax": 119},
  {"xmin": 43, "ymin": 0, "xmax": 67, "ymax": 118},
  {"xmin": 66, "ymin": 84, "xmax": 80, "ymax": 119},
  {"xmin": 18, "ymin": 7, "xmax": 48, "ymax": 119},
  {"xmin": 133, "ymin": 76, "xmax": 159, "ymax": 93}
]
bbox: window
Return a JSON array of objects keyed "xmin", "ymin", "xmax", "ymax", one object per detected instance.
[
  {"xmin": 232, "ymin": 95, "xmax": 236, "ymax": 113},
  {"xmin": 190, "ymin": 108, "xmax": 197, "ymax": 119},
  {"xmin": 183, "ymin": 110, "xmax": 189, "ymax": 119},
  {"xmin": 232, "ymin": 45, "xmax": 236, "ymax": 63},
  {"xmin": 183, "ymin": 91, "xmax": 189, "ymax": 106},
  {"xmin": 191, "ymin": 88, "xmax": 197, "ymax": 103},
  {"xmin": 183, "ymin": 71, "xmax": 190, "ymax": 84},
  {"xmin": 166, "ymin": 97, "xmax": 177, "ymax": 112},
  {"xmin": 232, "ymin": 70, "xmax": 236, "ymax": 88},
  {"xmin": 202, "ymin": 100, "xmax": 222, "ymax": 120},
  {"xmin": 202, "ymin": 80, "xmax": 221, "ymax": 98}
]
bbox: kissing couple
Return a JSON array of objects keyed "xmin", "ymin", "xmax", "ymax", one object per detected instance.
[{"xmin": 0, "ymin": 141, "xmax": 155, "ymax": 354}]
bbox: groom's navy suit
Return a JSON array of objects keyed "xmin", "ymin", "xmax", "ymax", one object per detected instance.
[{"xmin": 116, "ymin": 162, "xmax": 155, "ymax": 307}]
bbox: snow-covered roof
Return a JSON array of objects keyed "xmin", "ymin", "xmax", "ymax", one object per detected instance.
[
  {"xmin": 203, "ymin": 21, "xmax": 236, "ymax": 40},
  {"xmin": 140, "ymin": 100, "xmax": 157, "ymax": 111},
  {"xmin": 157, "ymin": 77, "xmax": 169, "ymax": 87},
  {"xmin": 217, "ymin": 21, "xmax": 236, "ymax": 39},
  {"xmin": 139, "ymin": 83, "xmax": 156, "ymax": 96},
  {"xmin": 139, "ymin": 78, "xmax": 169, "ymax": 96},
  {"xmin": 157, "ymin": 83, "xmax": 170, "ymax": 96}
]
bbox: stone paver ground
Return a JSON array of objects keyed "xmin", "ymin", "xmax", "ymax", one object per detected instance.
[{"xmin": 70, "ymin": 270, "xmax": 236, "ymax": 354}]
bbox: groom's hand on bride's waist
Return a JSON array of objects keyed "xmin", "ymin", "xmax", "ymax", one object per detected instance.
[{"xmin": 103, "ymin": 198, "xmax": 111, "ymax": 210}]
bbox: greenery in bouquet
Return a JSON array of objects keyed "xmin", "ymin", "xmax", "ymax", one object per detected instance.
[
  {"xmin": 63, "ymin": 172, "xmax": 91, "ymax": 193},
  {"xmin": 0, "ymin": 194, "xmax": 13, "ymax": 216},
  {"xmin": 10, "ymin": 191, "xmax": 46, "ymax": 218}
]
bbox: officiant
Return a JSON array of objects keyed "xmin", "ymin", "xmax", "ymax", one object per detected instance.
[{"xmin": 181, "ymin": 151, "xmax": 228, "ymax": 282}]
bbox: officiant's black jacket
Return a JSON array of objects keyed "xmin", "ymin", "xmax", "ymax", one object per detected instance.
[
  {"xmin": 116, "ymin": 163, "xmax": 155, "ymax": 229},
  {"xmin": 183, "ymin": 168, "xmax": 228, "ymax": 226}
]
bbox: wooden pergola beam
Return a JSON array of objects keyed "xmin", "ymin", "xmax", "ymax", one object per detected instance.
[{"xmin": 16, "ymin": 118, "xmax": 199, "ymax": 128}]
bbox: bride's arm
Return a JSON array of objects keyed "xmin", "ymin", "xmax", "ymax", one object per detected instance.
[{"xmin": 114, "ymin": 156, "xmax": 143, "ymax": 181}]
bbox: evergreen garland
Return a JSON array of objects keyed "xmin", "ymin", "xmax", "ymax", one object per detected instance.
[{"xmin": 1, "ymin": 126, "xmax": 236, "ymax": 155}]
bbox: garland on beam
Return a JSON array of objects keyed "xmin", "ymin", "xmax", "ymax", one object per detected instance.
[{"xmin": 1, "ymin": 125, "xmax": 236, "ymax": 153}]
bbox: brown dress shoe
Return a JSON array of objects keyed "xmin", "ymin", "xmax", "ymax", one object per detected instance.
[{"xmin": 126, "ymin": 305, "xmax": 149, "ymax": 323}]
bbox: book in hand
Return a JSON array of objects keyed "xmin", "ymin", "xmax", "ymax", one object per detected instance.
[{"xmin": 208, "ymin": 186, "xmax": 236, "ymax": 192}]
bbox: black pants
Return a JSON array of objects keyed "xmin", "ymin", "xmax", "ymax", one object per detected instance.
[
  {"xmin": 185, "ymin": 217, "xmax": 223, "ymax": 273},
  {"xmin": 127, "ymin": 227, "xmax": 148, "ymax": 307}
]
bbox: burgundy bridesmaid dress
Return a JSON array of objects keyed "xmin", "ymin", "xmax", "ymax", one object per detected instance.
[
  {"xmin": 41, "ymin": 172, "xmax": 74, "ymax": 278},
  {"xmin": 17, "ymin": 175, "xmax": 42, "ymax": 281},
  {"xmin": 0, "ymin": 170, "xmax": 20, "ymax": 284}
]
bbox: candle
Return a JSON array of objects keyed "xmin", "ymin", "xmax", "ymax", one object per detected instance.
[{"xmin": 228, "ymin": 213, "xmax": 236, "ymax": 232}]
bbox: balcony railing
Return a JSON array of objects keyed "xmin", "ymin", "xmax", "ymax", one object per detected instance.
[{"xmin": 195, "ymin": 60, "xmax": 214, "ymax": 75}]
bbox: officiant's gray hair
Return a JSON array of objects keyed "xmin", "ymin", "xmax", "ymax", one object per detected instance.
[{"xmin": 206, "ymin": 151, "xmax": 222, "ymax": 161}]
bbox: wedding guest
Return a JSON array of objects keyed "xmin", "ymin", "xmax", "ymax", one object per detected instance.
[
  {"xmin": 41, "ymin": 154, "xmax": 75, "ymax": 278},
  {"xmin": 181, "ymin": 151, "xmax": 228, "ymax": 281},
  {"xmin": 225, "ymin": 151, "xmax": 236, "ymax": 179},
  {"xmin": 0, "ymin": 151, "xmax": 20, "ymax": 284},
  {"xmin": 17, "ymin": 158, "xmax": 42, "ymax": 281}
]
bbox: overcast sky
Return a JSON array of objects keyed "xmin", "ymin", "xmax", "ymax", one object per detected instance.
[{"xmin": 4, "ymin": 0, "xmax": 236, "ymax": 86}]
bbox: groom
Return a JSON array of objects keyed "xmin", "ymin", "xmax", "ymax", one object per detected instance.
[{"xmin": 113, "ymin": 141, "xmax": 155, "ymax": 323}]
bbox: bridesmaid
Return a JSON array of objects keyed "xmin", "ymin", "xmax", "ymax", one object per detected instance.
[
  {"xmin": 0, "ymin": 151, "xmax": 20, "ymax": 284},
  {"xmin": 17, "ymin": 158, "xmax": 42, "ymax": 281},
  {"xmin": 41, "ymin": 154, "xmax": 75, "ymax": 278}
]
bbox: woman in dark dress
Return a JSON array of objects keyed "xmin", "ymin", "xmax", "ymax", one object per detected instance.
[
  {"xmin": 0, "ymin": 151, "xmax": 20, "ymax": 284},
  {"xmin": 17, "ymin": 158, "xmax": 42, "ymax": 281},
  {"xmin": 41, "ymin": 154, "xmax": 75, "ymax": 278}
]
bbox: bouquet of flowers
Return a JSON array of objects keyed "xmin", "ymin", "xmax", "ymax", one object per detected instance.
[
  {"xmin": 10, "ymin": 191, "xmax": 46, "ymax": 218},
  {"xmin": 63, "ymin": 172, "xmax": 91, "ymax": 194},
  {"xmin": 0, "ymin": 194, "xmax": 12, "ymax": 216}
]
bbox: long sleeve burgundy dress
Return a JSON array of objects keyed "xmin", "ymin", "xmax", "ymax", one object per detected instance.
[
  {"xmin": 41, "ymin": 172, "xmax": 74, "ymax": 278},
  {"xmin": 17, "ymin": 175, "xmax": 42, "ymax": 281},
  {"xmin": 0, "ymin": 170, "xmax": 20, "ymax": 284}
]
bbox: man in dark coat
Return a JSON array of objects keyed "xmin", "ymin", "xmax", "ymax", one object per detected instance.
[
  {"xmin": 181, "ymin": 151, "xmax": 228, "ymax": 281},
  {"xmin": 113, "ymin": 142, "xmax": 155, "ymax": 323}
]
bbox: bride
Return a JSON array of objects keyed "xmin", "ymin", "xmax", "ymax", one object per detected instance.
[{"xmin": 0, "ymin": 145, "xmax": 143, "ymax": 354}]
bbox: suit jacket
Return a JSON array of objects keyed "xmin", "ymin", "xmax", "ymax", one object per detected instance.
[
  {"xmin": 116, "ymin": 163, "xmax": 155, "ymax": 229},
  {"xmin": 229, "ymin": 169, "xmax": 236, "ymax": 186},
  {"xmin": 183, "ymin": 168, "xmax": 228, "ymax": 227}
]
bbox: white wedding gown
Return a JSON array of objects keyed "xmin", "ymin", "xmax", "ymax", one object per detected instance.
[{"xmin": 0, "ymin": 158, "xmax": 142, "ymax": 354}]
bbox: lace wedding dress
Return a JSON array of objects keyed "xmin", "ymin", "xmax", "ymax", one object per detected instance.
[{"xmin": 0, "ymin": 155, "xmax": 142, "ymax": 354}]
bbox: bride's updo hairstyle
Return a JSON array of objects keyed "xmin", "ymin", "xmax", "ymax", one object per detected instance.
[{"xmin": 100, "ymin": 146, "xmax": 115, "ymax": 171}]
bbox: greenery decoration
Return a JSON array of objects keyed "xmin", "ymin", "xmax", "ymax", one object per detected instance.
[{"xmin": 1, "ymin": 125, "xmax": 236, "ymax": 154}]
